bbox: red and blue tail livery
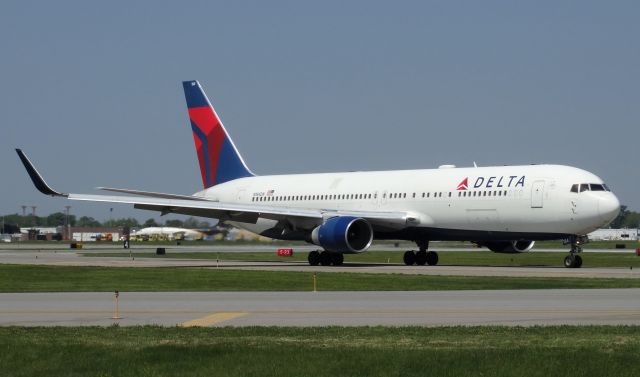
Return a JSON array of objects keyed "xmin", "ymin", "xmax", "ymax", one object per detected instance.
[{"xmin": 183, "ymin": 80, "xmax": 254, "ymax": 188}]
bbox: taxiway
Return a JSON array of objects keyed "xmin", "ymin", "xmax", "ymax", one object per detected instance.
[{"xmin": 1, "ymin": 289, "xmax": 638, "ymax": 327}]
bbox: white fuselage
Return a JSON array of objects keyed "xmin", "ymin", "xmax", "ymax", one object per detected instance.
[{"xmin": 194, "ymin": 164, "xmax": 620, "ymax": 242}]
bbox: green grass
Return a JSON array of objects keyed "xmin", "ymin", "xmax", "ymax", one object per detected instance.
[
  {"xmin": 1, "ymin": 264, "xmax": 640, "ymax": 292},
  {"xmin": 534, "ymin": 239, "xmax": 639, "ymax": 249},
  {"xmin": 81, "ymin": 249, "xmax": 640, "ymax": 268},
  {"xmin": 1, "ymin": 326, "xmax": 639, "ymax": 377}
]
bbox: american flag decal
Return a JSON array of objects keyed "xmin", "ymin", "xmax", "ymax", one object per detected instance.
[{"xmin": 266, "ymin": 189, "xmax": 275, "ymax": 197}]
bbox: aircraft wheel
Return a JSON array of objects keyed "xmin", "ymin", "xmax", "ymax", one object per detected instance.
[
  {"xmin": 319, "ymin": 251, "xmax": 332, "ymax": 266},
  {"xmin": 331, "ymin": 253, "xmax": 344, "ymax": 266},
  {"xmin": 403, "ymin": 250, "xmax": 416, "ymax": 266},
  {"xmin": 564, "ymin": 255, "xmax": 576, "ymax": 268},
  {"xmin": 426, "ymin": 251, "xmax": 439, "ymax": 266},
  {"xmin": 415, "ymin": 250, "xmax": 427, "ymax": 266},
  {"xmin": 574, "ymin": 255, "xmax": 583, "ymax": 268},
  {"xmin": 308, "ymin": 250, "xmax": 320, "ymax": 266}
]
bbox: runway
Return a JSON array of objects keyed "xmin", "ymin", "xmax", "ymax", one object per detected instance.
[
  {"xmin": 0, "ymin": 248, "xmax": 638, "ymax": 279},
  {"xmin": 1, "ymin": 289, "xmax": 638, "ymax": 327}
]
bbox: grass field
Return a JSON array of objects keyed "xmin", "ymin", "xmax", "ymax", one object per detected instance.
[
  {"xmin": 1, "ymin": 264, "xmax": 640, "ymax": 292},
  {"xmin": 81, "ymin": 249, "xmax": 640, "ymax": 268},
  {"xmin": 1, "ymin": 326, "xmax": 639, "ymax": 377}
]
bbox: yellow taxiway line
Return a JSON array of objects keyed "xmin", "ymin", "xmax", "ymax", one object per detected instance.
[{"xmin": 180, "ymin": 312, "xmax": 248, "ymax": 327}]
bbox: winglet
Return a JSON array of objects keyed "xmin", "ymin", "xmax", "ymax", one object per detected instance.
[{"xmin": 15, "ymin": 149, "xmax": 67, "ymax": 197}]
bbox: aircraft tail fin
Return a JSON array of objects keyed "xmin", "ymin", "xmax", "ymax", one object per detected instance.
[{"xmin": 182, "ymin": 80, "xmax": 254, "ymax": 189}]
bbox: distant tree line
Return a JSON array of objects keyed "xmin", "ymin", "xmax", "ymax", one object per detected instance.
[
  {"xmin": 609, "ymin": 206, "xmax": 640, "ymax": 229},
  {"xmin": 1, "ymin": 213, "xmax": 211, "ymax": 231},
  {"xmin": 1, "ymin": 212, "xmax": 76, "ymax": 228}
]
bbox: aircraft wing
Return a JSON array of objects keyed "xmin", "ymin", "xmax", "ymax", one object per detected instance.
[
  {"xmin": 16, "ymin": 149, "xmax": 414, "ymax": 227},
  {"xmin": 97, "ymin": 187, "xmax": 205, "ymax": 201},
  {"xmin": 68, "ymin": 193, "xmax": 322, "ymax": 222}
]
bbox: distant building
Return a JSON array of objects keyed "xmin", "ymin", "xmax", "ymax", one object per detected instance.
[
  {"xmin": 19, "ymin": 227, "xmax": 61, "ymax": 241},
  {"xmin": 17, "ymin": 226, "xmax": 117, "ymax": 242},
  {"xmin": 20, "ymin": 227, "xmax": 58, "ymax": 234},
  {"xmin": 70, "ymin": 227, "xmax": 121, "ymax": 242},
  {"xmin": 588, "ymin": 228, "xmax": 638, "ymax": 241}
]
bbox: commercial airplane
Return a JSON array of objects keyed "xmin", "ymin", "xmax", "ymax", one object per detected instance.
[
  {"xmin": 16, "ymin": 80, "xmax": 620, "ymax": 268},
  {"xmin": 130, "ymin": 227, "xmax": 205, "ymax": 241}
]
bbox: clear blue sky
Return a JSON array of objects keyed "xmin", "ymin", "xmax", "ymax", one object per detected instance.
[{"xmin": 1, "ymin": 1, "xmax": 638, "ymax": 223}]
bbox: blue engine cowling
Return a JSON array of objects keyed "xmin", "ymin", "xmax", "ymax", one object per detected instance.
[{"xmin": 310, "ymin": 216, "xmax": 373, "ymax": 253}]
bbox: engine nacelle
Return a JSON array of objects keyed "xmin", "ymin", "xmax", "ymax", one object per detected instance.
[
  {"xmin": 311, "ymin": 216, "xmax": 373, "ymax": 253},
  {"xmin": 484, "ymin": 240, "xmax": 535, "ymax": 253}
]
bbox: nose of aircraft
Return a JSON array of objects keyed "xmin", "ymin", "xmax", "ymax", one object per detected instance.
[{"xmin": 598, "ymin": 194, "xmax": 621, "ymax": 224}]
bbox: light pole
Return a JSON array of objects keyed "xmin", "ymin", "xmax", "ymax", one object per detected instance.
[{"xmin": 64, "ymin": 206, "xmax": 71, "ymax": 241}]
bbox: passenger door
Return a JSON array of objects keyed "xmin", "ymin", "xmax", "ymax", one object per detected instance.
[{"xmin": 531, "ymin": 180, "xmax": 545, "ymax": 208}]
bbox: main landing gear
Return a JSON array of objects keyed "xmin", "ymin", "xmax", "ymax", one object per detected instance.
[
  {"xmin": 308, "ymin": 250, "xmax": 344, "ymax": 266},
  {"xmin": 564, "ymin": 235, "xmax": 585, "ymax": 268},
  {"xmin": 403, "ymin": 241, "xmax": 439, "ymax": 266}
]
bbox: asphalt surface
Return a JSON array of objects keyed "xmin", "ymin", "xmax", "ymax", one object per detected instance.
[
  {"xmin": 1, "ymin": 289, "xmax": 638, "ymax": 327},
  {"xmin": 0, "ymin": 248, "xmax": 638, "ymax": 279}
]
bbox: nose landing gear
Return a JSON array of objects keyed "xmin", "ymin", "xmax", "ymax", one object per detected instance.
[
  {"xmin": 564, "ymin": 235, "xmax": 587, "ymax": 268},
  {"xmin": 564, "ymin": 254, "xmax": 583, "ymax": 268}
]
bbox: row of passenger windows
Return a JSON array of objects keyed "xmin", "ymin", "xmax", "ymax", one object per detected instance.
[
  {"xmin": 253, "ymin": 193, "xmax": 374, "ymax": 202},
  {"xmin": 458, "ymin": 190, "xmax": 508, "ymax": 197},
  {"xmin": 570, "ymin": 183, "xmax": 610, "ymax": 193},
  {"xmin": 251, "ymin": 190, "xmax": 510, "ymax": 202}
]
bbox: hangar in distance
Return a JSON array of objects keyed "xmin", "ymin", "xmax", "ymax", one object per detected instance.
[{"xmin": 16, "ymin": 80, "xmax": 620, "ymax": 268}]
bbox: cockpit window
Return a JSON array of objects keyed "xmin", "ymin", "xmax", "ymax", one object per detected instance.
[{"xmin": 571, "ymin": 183, "xmax": 610, "ymax": 193}]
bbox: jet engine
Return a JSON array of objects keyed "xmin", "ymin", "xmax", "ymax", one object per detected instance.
[
  {"xmin": 483, "ymin": 240, "xmax": 535, "ymax": 253},
  {"xmin": 311, "ymin": 216, "xmax": 373, "ymax": 253}
]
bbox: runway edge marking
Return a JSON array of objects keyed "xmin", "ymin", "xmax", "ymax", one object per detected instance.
[{"xmin": 180, "ymin": 312, "xmax": 248, "ymax": 327}]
